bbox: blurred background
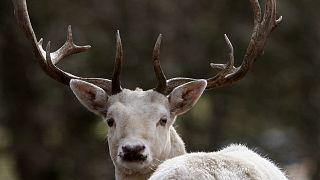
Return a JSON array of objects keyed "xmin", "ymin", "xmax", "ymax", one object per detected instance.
[{"xmin": 0, "ymin": 0, "xmax": 319, "ymax": 179}]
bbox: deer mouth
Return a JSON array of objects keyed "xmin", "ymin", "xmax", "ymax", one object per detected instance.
[
  {"xmin": 119, "ymin": 152, "xmax": 148, "ymax": 162},
  {"xmin": 116, "ymin": 144, "xmax": 152, "ymax": 170},
  {"xmin": 117, "ymin": 152, "xmax": 152, "ymax": 171}
]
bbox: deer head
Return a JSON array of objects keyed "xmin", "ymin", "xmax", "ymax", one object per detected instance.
[
  {"xmin": 12, "ymin": 0, "xmax": 281, "ymax": 179},
  {"xmin": 68, "ymin": 34, "xmax": 208, "ymax": 176}
]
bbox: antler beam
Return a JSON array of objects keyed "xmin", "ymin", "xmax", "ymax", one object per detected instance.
[{"xmin": 12, "ymin": 0, "xmax": 124, "ymax": 95}]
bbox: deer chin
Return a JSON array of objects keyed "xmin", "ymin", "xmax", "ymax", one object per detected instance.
[{"xmin": 116, "ymin": 155, "xmax": 153, "ymax": 174}]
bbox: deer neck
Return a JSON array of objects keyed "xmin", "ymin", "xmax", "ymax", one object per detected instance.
[
  {"xmin": 114, "ymin": 125, "xmax": 186, "ymax": 180},
  {"xmin": 166, "ymin": 125, "xmax": 187, "ymax": 158}
]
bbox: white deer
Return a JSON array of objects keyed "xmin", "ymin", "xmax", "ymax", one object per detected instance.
[
  {"xmin": 149, "ymin": 144, "xmax": 288, "ymax": 180},
  {"xmin": 13, "ymin": 0, "xmax": 285, "ymax": 179}
]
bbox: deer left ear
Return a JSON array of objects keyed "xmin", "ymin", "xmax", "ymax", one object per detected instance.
[
  {"xmin": 70, "ymin": 79, "xmax": 108, "ymax": 116},
  {"xmin": 168, "ymin": 80, "xmax": 207, "ymax": 115}
]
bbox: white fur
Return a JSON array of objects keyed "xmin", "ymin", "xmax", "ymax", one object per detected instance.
[
  {"xmin": 70, "ymin": 79, "xmax": 207, "ymax": 180},
  {"xmin": 149, "ymin": 144, "xmax": 288, "ymax": 180},
  {"xmin": 70, "ymin": 80, "xmax": 287, "ymax": 180}
]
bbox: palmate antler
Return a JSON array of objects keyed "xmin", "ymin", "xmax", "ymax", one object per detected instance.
[
  {"xmin": 154, "ymin": 0, "xmax": 282, "ymax": 95},
  {"xmin": 13, "ymin": 0, "xmax": 282, "ymax": 96},
  {"xmin": 12, "ymin": 0, "xmax": 122, "ymax": 95}
]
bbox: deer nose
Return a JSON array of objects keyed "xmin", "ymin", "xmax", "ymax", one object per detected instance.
[
  {"xmin": 122, "ymin": 144, "xmax": 145, "ymax": 154},
  {"xmin": 121, "ymin": 145, "xmax": 147, "ymax": 162}
]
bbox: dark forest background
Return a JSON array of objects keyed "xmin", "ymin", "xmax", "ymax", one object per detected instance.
[{"xmin": 0, "ymin": 0, "xmax": 319, "ymax": 179}]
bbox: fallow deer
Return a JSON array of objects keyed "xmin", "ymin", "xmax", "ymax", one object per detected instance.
[{"xmin": 12, "ymin": 0, "xmax": 283, "ymax": 179}]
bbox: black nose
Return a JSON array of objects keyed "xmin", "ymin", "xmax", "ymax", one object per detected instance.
[
  {"xmin": 122, "ymin": 145, "xmax": 145, "ymax": 153},
  {"xmin": 120, "ymin": 145, "xmax": 147, "ymax": 162}
]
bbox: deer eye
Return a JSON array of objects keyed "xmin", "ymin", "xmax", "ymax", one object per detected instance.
[
  {"xmin": 106, "ymin": 118, "xmax": 115, "ymax": 127},
  {"xmin": 159, "ymin": 118, "xmax": 167, "ymax": 126}
]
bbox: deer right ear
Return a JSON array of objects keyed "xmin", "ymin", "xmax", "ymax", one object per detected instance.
[
  {"xmin": 70, "ymin": 79, "xmax": 108, "ymax": 116},
  {"xmin": 168, "ymin": 80, "xmax": 207, "ymax": 116}
]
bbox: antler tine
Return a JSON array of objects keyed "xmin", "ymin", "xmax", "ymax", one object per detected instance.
[
  {"xmin": 13, "ymin": 0, "xmax": 113, "ymax": 93},
  {"xmin": 210, "ymin": 34, "xmax": 236, "ymax": 76},
  {"xmin": 111, "ymin": 30, "xmax": 123, "ymax": 94},
  {"xmin": 51, "ymin": 25, "xmax": 91, "ymax": 65},
  {"xmin": 165, "ymin": 35, "xmax": 237, "ymax": 93},
  {"xmin": 153, "ymin": 34, "xmax": 167, "ymax": 94},
  {"xmin": 205, "ymin": 34, "xmax": 238, "ymax": 89}
]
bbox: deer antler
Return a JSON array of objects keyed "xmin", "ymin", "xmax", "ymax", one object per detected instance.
[
  {"xmin": 154, "ymin": 0, "xmax": 282, "ymax": 95},
  {"xmin": 153, "ymin": 34, "xmax": 168, "ymax": 94},
  {"xmin": 111, "ymin": 31, "xmax": 123, "ymax": 94},
  {"xmin": 12, "ymin": 0, "xmax": 122, "ymax": 95},
  {"xmin": 13, "ymin": 0, "xmax": 281, "ymax": 96}
]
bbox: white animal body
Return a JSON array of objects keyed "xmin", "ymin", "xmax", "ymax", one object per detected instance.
[
  {"xmin": 13, "ymin": 0, "xmax": 284, "ymax": 179},
  {"xmin": 149, "ymin": 144, "xmax": 288, "ymax": 180}
]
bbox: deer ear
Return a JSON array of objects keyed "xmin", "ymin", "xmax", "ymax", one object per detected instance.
[
  {"xmin": 168, "ymin": 80, "xmax": 207, "ymax": 115},
  {"xmin": 70, "ymin": 79, "xmax": 108, "ymax": 116}
]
